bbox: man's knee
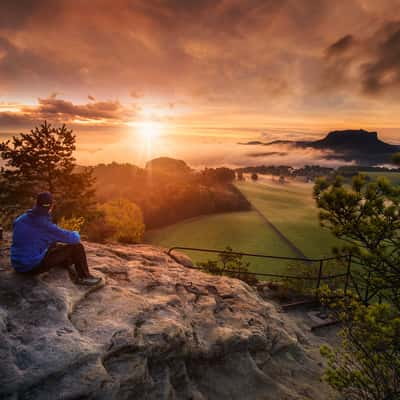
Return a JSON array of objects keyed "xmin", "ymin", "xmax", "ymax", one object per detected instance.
[{"xmin": 68, "ymin": 242, "xmax": 85, "ymax": 255}]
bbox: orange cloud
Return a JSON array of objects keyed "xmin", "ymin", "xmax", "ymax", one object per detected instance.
[
  {"xmin": 0, "ymin": 96, "xmax": 138, "ymax": 129},
  {"xmin": 0, "ymin": 0, "xmax": 399, "ymax": 136}
]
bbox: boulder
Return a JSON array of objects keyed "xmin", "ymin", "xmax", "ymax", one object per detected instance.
[{"xmin": 0, "ymin": 241, "xmax": 336, "ymax": 399}]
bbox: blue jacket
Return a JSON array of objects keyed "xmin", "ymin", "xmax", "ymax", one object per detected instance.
[{"xmin": 11, "ymin": 207, "xmax": 80, "ymax": 272}]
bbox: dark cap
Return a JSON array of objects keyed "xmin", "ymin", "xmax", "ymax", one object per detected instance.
[{"xmin": 36, "ymin": 192, "xmax": 53, "ymax": 208}]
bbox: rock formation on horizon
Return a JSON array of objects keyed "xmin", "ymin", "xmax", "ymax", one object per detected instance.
[
  {"xmin": 0, "ymin": 239, "xmax": 336, "ymax": 400},
  {"xmin": 240, "ymin": 129, "xmax": 400, "ymax": 165}
]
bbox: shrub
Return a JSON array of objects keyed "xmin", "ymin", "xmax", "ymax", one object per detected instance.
[
  {"xmin": 98, "ymin": 198, "xmax": 145, "ymax": 244},
  {"xmin": 0, "ymin": 207, "xmax": 21, "ymax": 230},
  {"xmin": 83, "ymin": 212, "xmax": 116, "ymax": 243},
  {"xmin": 58, "ymin": 216, "xmax": 85, "ymax": 232},
  {"xmin": 198, "ymin": 246, "xmax": 258, "ymax": 285},
  {"xmin": 282, "ymin": 258, "xmax": 348, "ymax": 296}
]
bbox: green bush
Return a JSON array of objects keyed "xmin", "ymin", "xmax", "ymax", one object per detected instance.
[
  {"xmin": 98, "ymin": 198, "xmax": 145, "ymax": 244},
  {"xmin": 198, "ymin": 246, "xmax": 258, "ymax": 285},
  {"xmin": 58, "ymin": 216, "xmax": 85, "ymax": 232},
  {"xmin": 0, "ymin": 207, "xmax": 22, "ymax": 230},
  {"xmin": 83, "ymin": 211, "xmax": 116, "ymax": 243},
  {"xmin": 282, "ymin": 258, "xmax": 348, "ymax": 296}
]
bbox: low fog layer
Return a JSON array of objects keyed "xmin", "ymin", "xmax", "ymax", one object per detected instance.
[
  {"xmin": 3, "ymin": 128, "xmax": 394, "ymax": 169},
  {"xmin": 73, "ymin": 132, "xmax": 355, "ymax": 168}
]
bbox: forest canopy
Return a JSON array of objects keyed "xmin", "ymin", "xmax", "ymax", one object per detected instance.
[{"xmin": 93, "ymin": 159, "xmax": 250, "ymax": 229}]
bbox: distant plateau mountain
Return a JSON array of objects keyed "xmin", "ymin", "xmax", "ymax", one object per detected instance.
[{"xmin": 239, "ymin": 130, "xmax": 400, "ymax": 165}]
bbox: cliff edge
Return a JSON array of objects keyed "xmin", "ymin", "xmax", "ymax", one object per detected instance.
[{"xmin": 0, "ymin": 240, "xmax": 336, "ymax": 400}]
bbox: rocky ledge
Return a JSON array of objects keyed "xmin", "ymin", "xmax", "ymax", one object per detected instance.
[{"xmin": 0, "ymin": 241, "xmax": 336, "ymax": 400}]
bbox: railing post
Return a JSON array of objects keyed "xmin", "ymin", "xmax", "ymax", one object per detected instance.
[
  {"xmin": 315, "ymin": 260, "xmax": 323, "ymax": 300},
  {"xmin": 344, "ymin": 254, "xmax": 351, "ymax": 296}
]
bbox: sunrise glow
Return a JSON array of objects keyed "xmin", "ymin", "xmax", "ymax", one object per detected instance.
[
  {"xmin": 136, "ymin": 121, "xmax": 163, "ymax": 142},
  {"xmin": 2, "ymin": 3, "xmax": 400, "ymax": 398},
  {"xmin": 0, "ymin": 0, "xmax": 399, "ymax": 165}
]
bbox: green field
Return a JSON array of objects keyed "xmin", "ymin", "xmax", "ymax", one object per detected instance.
[
  {"xmin": 146, "ymin": 177, "xmax": 344, "ymax": 274},
  {"xmin": 236, "ymin": 179, "xmax": 341, "ymax": 258},
  {"xmin": 342, "ymin": 171, "xmax": 400, "ymax": 186},
  {"xmin": 367, "ymin": 172, "xmax": 400, "ymax": 185},
  {"xmin": 145, "ymin": 211, "xmax": 297, "ymax": 274}
]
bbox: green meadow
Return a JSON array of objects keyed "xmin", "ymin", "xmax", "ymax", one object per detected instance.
[
  {"xmin": 367, "ymin": 171, "xmax": 400, "ymax": 185},
  {"xmin": 145, "ymin": 210, "xmax": 297, "ymax": 274},
  {"xmin": 342, "ymin": 171, "xmax": 400, "ymax": 186},
  {"xmin": 146, "ymin": 177, "xmax": 345, "ymax": 275},
  {"xmin": 235, "ymin": 179, "xmax": 342, "ymax": 258}
]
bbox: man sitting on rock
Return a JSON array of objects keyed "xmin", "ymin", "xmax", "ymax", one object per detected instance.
[{"xmin": 10, "ymin": 191, "xmax": 101, "ymax": 286}]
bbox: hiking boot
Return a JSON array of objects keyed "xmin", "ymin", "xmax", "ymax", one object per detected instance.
[{"xmin": 77, "ymin": 276, "xmax": 102, "ymax": 286}]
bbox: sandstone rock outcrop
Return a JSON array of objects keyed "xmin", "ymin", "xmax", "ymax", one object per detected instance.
[{"xmin": 0, "ymin": 240, "xmax": 336, "ymax": 399}]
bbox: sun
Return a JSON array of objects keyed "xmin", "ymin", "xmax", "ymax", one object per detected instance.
[
  {"xmin": 126, "ymin": 120, "xmax": 166, "ymax": 161},
  {"xmin": 137, "ymin": 121, "xmax": 163, "ymax": 143}
]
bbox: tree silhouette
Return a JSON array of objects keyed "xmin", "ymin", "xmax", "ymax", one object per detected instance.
[
  {"xmin": 236, "ymin": 171, "xmax": 244, "ymax": 181},
  {"xmin": 0, "ymin": 121, "xmax": 95, "ymax": 220}
]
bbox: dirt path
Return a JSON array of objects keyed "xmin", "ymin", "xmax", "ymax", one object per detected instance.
[{"xmin": 250, "ymin": 204, "xmax": 309, "ymax": 260}]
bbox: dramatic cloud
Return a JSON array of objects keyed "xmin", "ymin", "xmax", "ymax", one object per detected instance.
[
  {"xmin": 0, "ymin": 0, "xmax": 52, "ymax": 30},
  {"xmin": 321, "ymin": 19, "xmax": 400, "ymax": 97},
  {"xmin": 0, "ymin": 96, "xmax": 138, "ymax": 130},
  {"xmin": 25, "ymin": 97, "xmax": 137, "ymax": 122},
  {"xmin": 0, "ymin": 0, "xmax": 399, "ymax": 150},
  {"xmin": 361, "ymin": 21, "xmax": 400, "ymax": 94},
  {"xmin": 326, "ymin": 35, "xmax": 355, "ymax": 57},
  {"xmin": 0, "ymin": 111, "xmax": 34, "ymax": 127},
  {"xmin": 0, "ymin": 0, "xmax": 381, "ymax": 100}
]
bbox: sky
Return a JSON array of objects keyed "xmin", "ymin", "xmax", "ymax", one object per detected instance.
[{"xmin": 0, "ymin": 0, "xmax": 400, "ymax": 166}]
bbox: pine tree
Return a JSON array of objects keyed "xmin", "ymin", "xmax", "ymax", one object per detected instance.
[
  {"xmin": 0, "ymin": 121, "xmax": 95, "ymax": 222},
  {"xmin": 314, "ymin": 169, "xmax": 400, "ymax": 399}
]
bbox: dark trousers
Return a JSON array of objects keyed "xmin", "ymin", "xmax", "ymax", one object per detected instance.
[{"xmin": 28, "ymin": 243, "xmax": 90, "ymax": 279}]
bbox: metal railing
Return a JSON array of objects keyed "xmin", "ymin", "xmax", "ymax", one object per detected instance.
[{"xmin": 167, "ymin": 246, "xmax": 353, "ymax": 296}]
